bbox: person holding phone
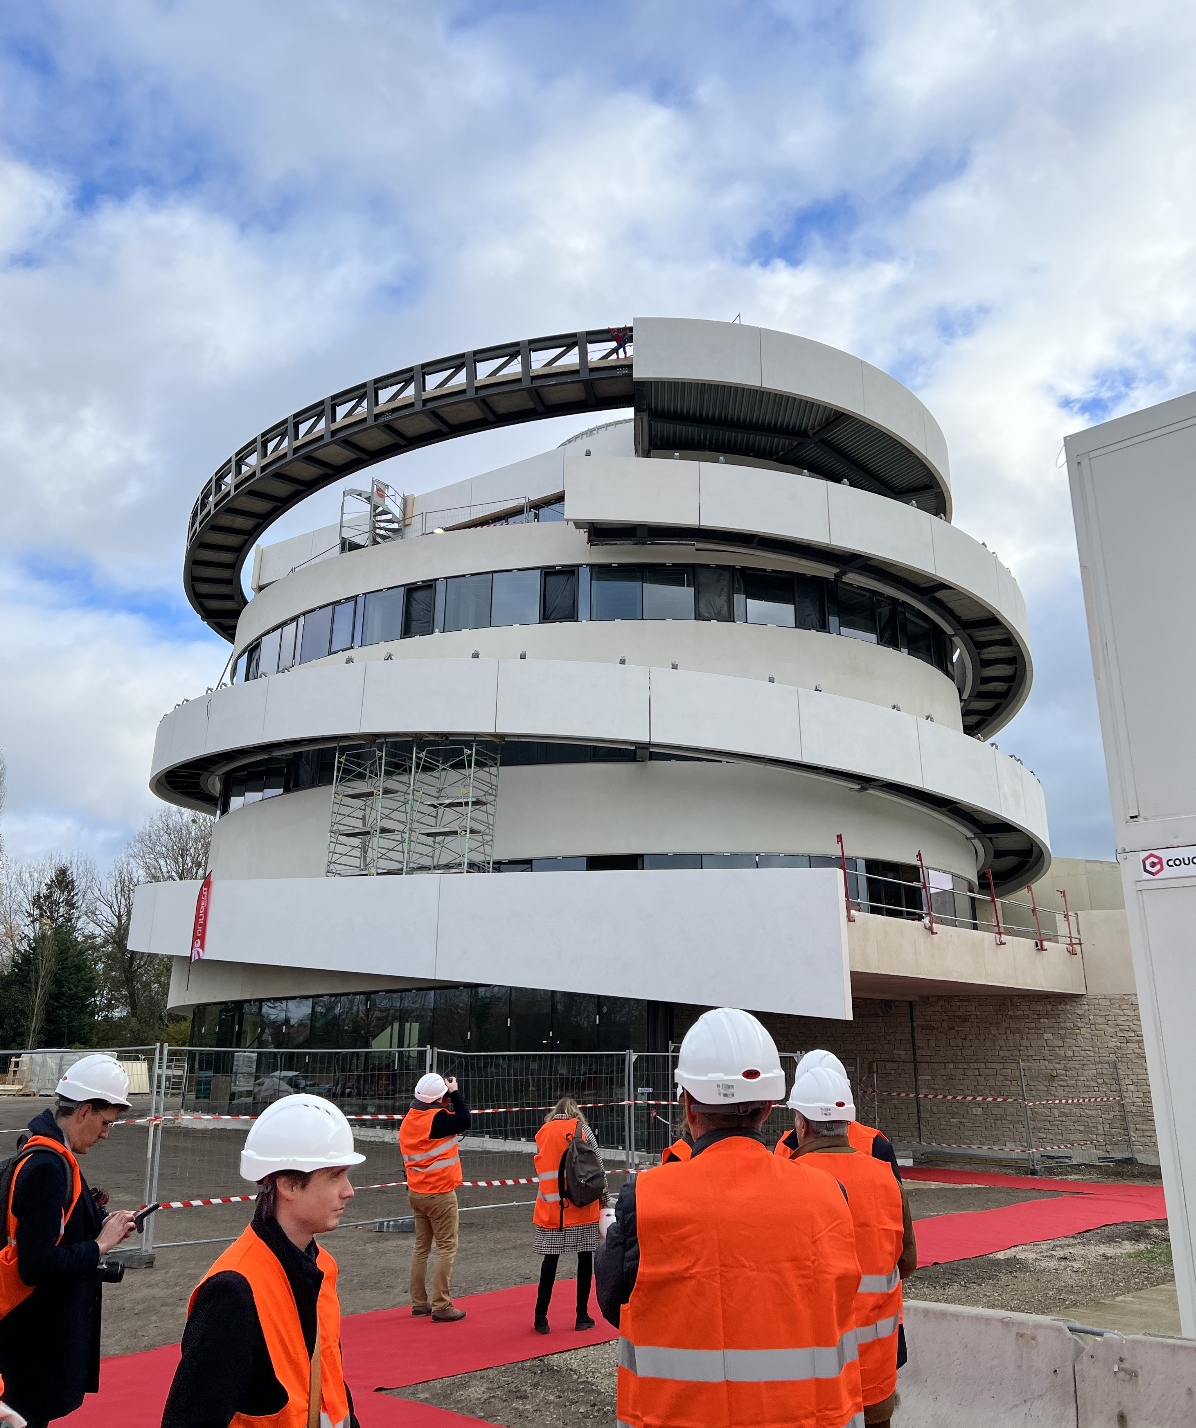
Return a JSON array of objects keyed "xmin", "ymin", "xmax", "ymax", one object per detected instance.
[
  {"xmin": 399, "ymin": 1073, "xmax": 471, "ymax": 1322},
  {"xmin": 0, "ymin": 1056, "xmax": 137, "ymax": 1428}
]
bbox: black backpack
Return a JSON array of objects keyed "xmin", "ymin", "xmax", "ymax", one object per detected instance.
[{"xmin": 557, "ymin": 1127, "xmax": 607, "ymax": 1225}]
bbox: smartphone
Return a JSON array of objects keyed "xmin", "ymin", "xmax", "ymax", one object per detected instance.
[{"xmin": 134, "ymin": 1203, "xmax": 161, "ymax": 1232}]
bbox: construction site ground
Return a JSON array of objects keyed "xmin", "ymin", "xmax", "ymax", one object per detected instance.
[{"xmin": 1, "ymin": 1099, "xmax": 1177, "ymax": 1428}]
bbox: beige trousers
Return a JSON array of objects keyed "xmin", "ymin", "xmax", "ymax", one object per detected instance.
[{"xmin": 408, "ymin": 1189, "xmax": 460, "ymax": 1311}]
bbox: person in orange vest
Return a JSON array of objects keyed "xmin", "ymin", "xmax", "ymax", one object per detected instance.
[
  {"xmin": 660, "ymin": 1124, "xmax": 693, "ymax": 1164},
  {"xmin": 161, "ymin": 1094, "xmax": 365, "ymax": 1428},
  {"xmin": 532, "ymin": 1096, "xmax": 607, "ymax": 1334},
  {"xmin": 786, "ymin": 1067, "xmax": 917, "ymax": 1428},
  {"xmin": 399, "ymin": 1072, "xmax": 471, "ymax": 1322},
  {"xmin": 0, "ymin": 1055, "xmax": 137, "ymax": 1428},
  {"xmin": 775, "ymin": 1050, "xmax": 902, "ymax": 1182},
  {"xmin": 597, "ymin": 1008, "xmax": 864, "ymax": 1428}
]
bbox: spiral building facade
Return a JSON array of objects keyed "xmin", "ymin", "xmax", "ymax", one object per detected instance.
[{"xmin": 131, "ymin": 318, "xmax": 1080, "ymax": 1055}]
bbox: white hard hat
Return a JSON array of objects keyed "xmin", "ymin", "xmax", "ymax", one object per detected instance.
[
  {"xmin": 788, "ymin": 1066, "xmax": 856, "ymax": 1121},
  {"xmin": 795, "ymin": 1049, "xmax": 848, "ymax": 1081},
  {"xmin": 239, "ymin": 1094, "xmax": 366, "ymax": 1182},
  {"xmin": 56, "ymin": 1055, "xmax": 131, "ymax": 1109},
  {"xmin": 414, "ymin": 1073, "xmax": 448, "ymax": 1103},
  {"xmin": 674, "ymin": 1008, "xmax": 785, "ymax": 1105}
]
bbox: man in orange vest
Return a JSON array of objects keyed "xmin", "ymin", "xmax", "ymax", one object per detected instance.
[
  {"xmin": 786, "ymin": 1067, "xmax": 917, "ymax": 1428},
  {"xmin": 659, "ymin": 1124, "xmax": 693, "ymax": 1165},
  {"xmin": 597, "ymin": 1008, "xmax": 864, "ymax": 1428},
  {"xmin": 399, "ymin": 1072, "xmax": 471, "ymax": 1322},
  {"xmin": 0, "ymin": 1055, "xmax": 137, "ymax": 1428},
  {"xmin": 775, "ymin": 1050, "xmax": 902, "ymax": 1181},
  {"xmin": 162, "ymin": 1094, "xmax": 365, "ymax": 1428}
]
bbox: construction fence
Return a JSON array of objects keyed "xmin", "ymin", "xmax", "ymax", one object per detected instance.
[{"xmin": 0, "ymin": 1043, "xmax": 1139, "ymax": 1257}]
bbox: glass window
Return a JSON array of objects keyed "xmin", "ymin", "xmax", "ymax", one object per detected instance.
[
  {"xmin": 243, "ymin": 766, "xmax": 266, "ymax": 805},
  {"xmin": 263, "ymin": 758, "xmax": 286, "ymax": 799},
  {"xmin": 310, "ymin": 996, "xmax": 343, "ymax": 1048},
  {"xmin": 598, "ymin": 996, "xmax": 645, "ymax": 1053},
  {"xmin": 532, "ymin": 857, "xmax": 587, "ymax": 871},
  {"xmin": 403, "ymin": 583, "xmax": 435, "ymax": 638},
  {"xmin": 590, "ymin": 566, "xmax": 642, "ymax": 620},
  {"xmin": 433, "ymin": 579, "xmax": 447, "ymax": 632},
  {"xmin": 471, "ymin": 985, "xmax": 510, "ymax": 1052},
  {"xmin": 510, "ymin": 986, "xmax": 552, "ymax": 1049},
  {"xmin": 233, "ymin": 653, "xmax": 246, "ymax": 684},
  {"xmin": 702, "ymin": 853, "xmax": 757, "ymax": 868},
  {"xmin": 794, "ymin": 576, "xmax": 827, "ymax": 632},
  {"xmin": 361, "ymin": 587, "xmax": 404, "ymax": 646},
  {"xmin": 876, "ymin": 598, "xmax": 899, "ymax": 649},
  {"xmin": 903, "ymin": 607, "xmax": 936, "ymax": 665},
  {"xmin": 759, "ymin": 853, "xmax": 811, "ymax": 868},
  {"xmin": 837, "ymin": 584, "xmax": 877, "ymax": 643},
  {"xmin": 278, "ymin": 620, "xmax": 299, "ymax": 670},
  {"xmin": 444, "ymin": 572, "xmax": 493, "ymax": 632},
  {"xmin": 258, "ymin": 627, "xmax": 282, "ymax": 677},
  {"xmin": 497, "ymin": 860, "xmax": 533, "ymax": 872},
  {"xmin": 239, "ymin": 1002, "xmax": 264, "ymax": 1049},
  {"xmin": 300, "ymin": 605, "xmax": 333, "ymax": 663},
  {"xmin": 643, "ymin": 567, "xmax": 694, "ymax": 620},
  {"xmin": 742, "ymin": 570, "xmax": 795, "ymax": 627},
  {"xmin": 578, "ymin": 565, "xmax": 591, "ymax": 620},
  {"xmin": 367, "ymin": 991, "xmax": 405, "ymax": 1049},
  {"xmin": 536, "ymin": 500, "xmax": 566, "ymax": 522},
  {"xmin": 491, "ymin": 569, "xmax": 541, "ymax": 626},
  {"xmin": 330, "ymin": 599, "xmax": 356, "ymax": 653},
  {"xmin": 542, "ymin": 568, "xmax": 578, "ymax": 622},
  {"xmin": 245, "ymin": 643, "xmax": 261, "ymax": 681},
  {"xmin": 695, "ymin": 567, "xmax": 734, "ymax": 622},
  {"xmin": 434, "ymin": 988, "xmax": 470, "ymax": 1049},
  {"xmin": 643, "ymin": 854, "xmax": 702, "ymax": 869},
  {"xmin": 587, "ymin": 854, "xmax": 642, "ymax": 871},
  {"xmin": 553, "ymin": 992, "xmax": 598, "ymax": 1051}
]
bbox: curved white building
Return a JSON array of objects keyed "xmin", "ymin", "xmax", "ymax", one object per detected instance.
[{"xmin": 132, "ymin": 318, "xmax": 1080, "ymax": 1057}]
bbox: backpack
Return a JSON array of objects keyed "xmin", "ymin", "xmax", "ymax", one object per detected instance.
[{"xmin": 559, "ymin": 1128, "xmax": 606, "ymax": 1211}]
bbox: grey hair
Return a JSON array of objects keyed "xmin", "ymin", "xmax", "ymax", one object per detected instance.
[{"xmin": 807, "ymin": 1118, "xmax": 851, "ymax": 1137}]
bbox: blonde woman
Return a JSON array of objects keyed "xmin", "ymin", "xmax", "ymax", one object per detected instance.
[{"xmin": 531, "ymin": 1096, "xmax": 605, "ymax": 1334}]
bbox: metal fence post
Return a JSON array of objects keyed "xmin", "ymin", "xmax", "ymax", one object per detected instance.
[
  {"xmin": 145, "ymin": 1046, "xmax": 166, "ymax": 1253},
  {"xmin": 624, "ymin": 1050, "xmax": 634, "ymax": 1175},
  {"xmin": 1113, "ymin": 1057, "xmax": 1137, "ymax": 1162},
  {"xmin": 139, "ymin": 1043, "xmax": 161, "ymax": 1253},
  {"xmin": 1018, "ymin": 1060, "xmax": 1037, "ymax": 1172}
]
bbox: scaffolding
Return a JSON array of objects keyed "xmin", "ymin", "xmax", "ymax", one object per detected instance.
[{"xmin": 326, "ymin": 740, "xmax": 500, "ymax": 877}]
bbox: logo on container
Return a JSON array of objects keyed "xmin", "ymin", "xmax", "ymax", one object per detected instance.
[{"xmin": 1142, "ymin": 852, "xmax": 1165, "ymax": 877}]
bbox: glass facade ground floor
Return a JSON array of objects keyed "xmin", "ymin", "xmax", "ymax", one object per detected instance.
[{"xmin": 189, "ymin": 983, "xmax": 667, "ymax": 1054}]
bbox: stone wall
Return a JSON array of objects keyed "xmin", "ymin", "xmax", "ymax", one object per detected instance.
[{"xmin": 676, "ymin": 988, "xmax": 1158, "ymax": 1162}]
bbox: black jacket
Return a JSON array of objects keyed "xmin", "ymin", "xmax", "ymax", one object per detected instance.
[
  {"xmin": 412, "ymin": 1090, "xmax": 471, "ymax": 1139},
  {"xmin": 0, "ymin": 1109, "xmax": 105, "ymax": 1423},
  {"xmin": 161, "ymin": 1217, "xmax": 358, "ymax": 1428}
]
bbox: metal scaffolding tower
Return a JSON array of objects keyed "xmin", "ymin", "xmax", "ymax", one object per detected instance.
[{"xmin": 326, "ymin": 740, "xmax": 499, "ymax": 877}]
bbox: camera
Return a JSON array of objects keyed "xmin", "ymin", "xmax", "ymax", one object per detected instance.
[{"xmin": 97, "ymin": 1259, "xmax": 125, "ymax": 1284}]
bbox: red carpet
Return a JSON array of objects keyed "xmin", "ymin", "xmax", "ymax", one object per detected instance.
[{"xmin": 904, "ymin": 1167, "xmax": 1167, "ymax": 1265}]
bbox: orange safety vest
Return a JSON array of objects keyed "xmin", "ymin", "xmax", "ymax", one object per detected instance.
[
  {"xmin": 619, "ymin": 1135, "xmax": 864, "ymax": 1428},
  {"xmin": 534, "ymin": 1118, "xmax": 600, "ymax": 1230},
  {"xmin": 398, "ymin": 1106, "xmax": 463, "ymax": 1194},
  {"xmin": 0, "ymin": 1136, "xmax": 83, "ymax": 1321},
  {"xmin": 189, "ymin": 1226, "xmax": 350, "ymax": 1428},
  {"xmin": 775, "ymin": 1121, "xmax": 881, "ymax": 1161},
  {"xmin": 798, "ymin": 1149, "xmax": 905, "ymax": 1409},
  {"xmin": 661, "ymin": 1137, "xmax": 692, "ymax": 1165}
]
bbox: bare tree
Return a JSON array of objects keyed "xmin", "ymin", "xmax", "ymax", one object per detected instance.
[{"xmin": 129, "ymin": 808, "xmax": 213, "ymax": 884}]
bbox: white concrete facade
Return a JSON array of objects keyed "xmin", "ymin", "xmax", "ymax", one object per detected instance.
[{"xmin": 136, "ymin": 318, "xmax": 1051, "ymax": 1024}]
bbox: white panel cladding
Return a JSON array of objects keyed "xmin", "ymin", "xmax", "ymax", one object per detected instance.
[
  {"xmin": 359, "ymin": 657, "xmax": 499, "ymax": 736},
  {"xmin": 826, "ymin": 481, "xmax": 936, "ymax": 571},
  {"xmin": 798, "ymin": 688, "xmax": 923, "ymax": 787},
  {"xmin": 495, "ymin": 657, "xmax": 650, "ymax": 743},
  {"xmin": 649, "ymin": 665, "xmax": 800, "ymax": 763},
  {"xmin": 563, "ymin": 456, "xmax": 699, "ymax": 527},
  {"xmin": 759, "ymin": 327, "xmax": 865, "ymax": 417},
  {"xmin": 207, "ymin": 676, "xmax": 268, "ymax": 752},
  {"xmin": 157, "ymin": 696, "xmax": 210, "ymax": 777},
  {"xmin": 695, "ymin": 460, "xmax": 831, "ymax": 543},
  {"xmin": 633, "ymin": 315, "xmax": 762, "ymax": 387},
  {"xmin": 917, "ymin": 718, "xmax": 1001, "ymax": 810},
  {"xmin": 929, "ymin": 517, "xmax": 1002, "ymax": 609},
  {"xmin": 860, "ymin": 361, "xmax": 929, "ymax": 458},
  {"xmin": 153, "ymin": 660, "xmax": 1052, "ymax": 853},
  {"xmin": 261, "ymin": 663, "xmax": 366, "ymax": 745},
  {"xmin": 150, "ymin": 711, "xmax": 178, "ymax": 782},
  {"xmin": 131, "ymin": 869, "xmax": 853, "ymax": 1022},
  {"xmin": 209, "ymin": 786, "xmax": 331, "ymax": 880}
]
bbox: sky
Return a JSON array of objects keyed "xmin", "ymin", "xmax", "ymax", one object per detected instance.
[{"xmin": 2, "ymin": 0, "xmax": 1195, "ymax": 870}]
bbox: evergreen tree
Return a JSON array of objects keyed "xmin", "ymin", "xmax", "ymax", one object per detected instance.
[{"xmin": 0, "ymin": 865, "xmax": 98, "ymax": 1048}]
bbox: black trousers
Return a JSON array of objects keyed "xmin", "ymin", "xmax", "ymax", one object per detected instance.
[{"xmin": 535, "ymin": 1251, "xmax": 593, "ymax": 1319}]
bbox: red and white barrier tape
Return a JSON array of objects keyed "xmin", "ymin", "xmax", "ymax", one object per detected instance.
[{"xmin": 871, "ymin": 1090, "xmax": 1124, "ymax": 1107}]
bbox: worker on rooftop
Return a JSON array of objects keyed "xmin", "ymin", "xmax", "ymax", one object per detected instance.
[
  {"xmin": 161, "ymin": 1095, "xmax": 364, "ymax": 1428},
  {"xmin": 786, "ymin": 1067, "xmax": 917, "ymax": 1428},
  {"xmin": 596, "ymin": 1007, "xmax": 864, "ymax": 1428}
]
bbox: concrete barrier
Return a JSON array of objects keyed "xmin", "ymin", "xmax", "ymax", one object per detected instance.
[
  {"xmin": 900, "ymin": 1301, "xmax": 1080, "ymax": 1426},
  {"xmin": 1075, "ymin": 1328, "xmax": 1196, "ymax": 1427}
]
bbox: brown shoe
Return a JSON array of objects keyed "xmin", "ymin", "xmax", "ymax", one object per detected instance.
[
  {"xmin": 431, "ymin": 1306, "xmax": 467, "ymax": 1322},
  {"xmin": 411, "ymin": 1305, "xmax": 432, "ymax": 1317}
]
